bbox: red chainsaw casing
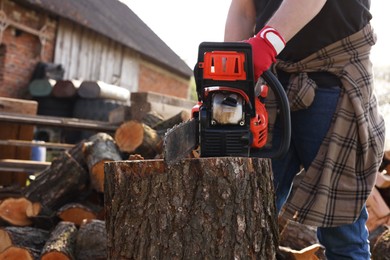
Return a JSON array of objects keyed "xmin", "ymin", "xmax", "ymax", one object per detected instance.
[{"xmin": 193, "ymin": 44, "xmax": 269, "ymax": 155}]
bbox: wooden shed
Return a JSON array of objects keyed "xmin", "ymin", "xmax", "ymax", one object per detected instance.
[{"xmin": 0, "ymin": 0, "xmax": 193, "ymax": 99}]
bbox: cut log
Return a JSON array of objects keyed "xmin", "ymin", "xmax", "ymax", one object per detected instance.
[
  {"xmin": 152, "ymin": 110, "xmax": 190, "ymax": 131},
  {"xmin": 57, "ymin": 203, "xmax": 99, "ymax": 226},
  {"xmin": 78, "ymin": 81, "xmax": 130, "ymax": 102},
  {"xmin": 130, "ymin": 92, "xmax": 195, "ymax": 120},
  {"xmin": 75, "ymin": 219, "xmax": 107, "ymax": 260},
  {"xmin": 0, "ymin": 226, "xmax": 49, "ymax": 257},
  {"xmin": 0, "ymin": 197, "xmax": 41, "ymax": 226},
  {"xmin": 372, "ymin": 228, "xmax": 390, "ymax": 260},
  {"xmin": 23, "ymin": 151, "xmax": 89, "ymax": 211},
  {"xmin": 142, "ymin": 111, "xmax": 165, "ymax": 128},
  {"xmin": 40, "ymin": 221, "xmax": 77, "ymax": 260},
  {"xmin": 108, "ymin": 105, "xmax": 132, "ymax": 124},
  {"xmin": 0, "ymin": 185, "xmax": 22, "ymax": 200},
  {"xmin": 0, "ymin": 246, "xmax": 34, "ymax": 260},
  {"xmin": 83, "ymin": 133, "xmax": 122, "ymax": 192},
  {"xmin": 105, "ymin": 157, "xmax": 278, "ymax": 259},
  {"xmin": 278, "ymin": 216, "xmax": 319, "ymax": 251},
  {"xmin": 278, "ymin": 244, "xmax": 323, "ymax": 260},
  {"xmin": 114, "ymin": 120, "xmax": 163, "ymax": 158},
  {"xmin": 28, "ymin": 79, "xmax": 56, "ymax": 97},
  {"xmin": 52, "ymin": 79, "xmax": 81, "ymax": 98},
  {"xmin": 379, "ymin": 150, "xmax": 390, "ymax": 173}
]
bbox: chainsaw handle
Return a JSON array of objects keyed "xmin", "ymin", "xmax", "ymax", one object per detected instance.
[{"xmin": 251, "ymin": 69, "xmax": 291, "ymax": 159}]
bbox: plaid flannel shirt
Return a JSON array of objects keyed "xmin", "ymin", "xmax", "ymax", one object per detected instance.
[{"xmin": 271, "ymin": 23, "xmax": 385, "ymax": 227}]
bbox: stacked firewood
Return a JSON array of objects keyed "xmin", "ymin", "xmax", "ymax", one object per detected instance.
[
  {"xmin": 0, "ymin": 110, "xmax": 191, "ymax": 259},
  {"xmin": 0, "ymin": 108, "xmax": 389, "ymax": 259},
  {"xmin": 367, "ymin": 151, "xmax": 390, "ymax": 258}
]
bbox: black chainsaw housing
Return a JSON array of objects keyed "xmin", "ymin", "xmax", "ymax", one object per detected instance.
[{"xmin": 194, "ymin": 42, "xmax": 291, "ymax": 159}]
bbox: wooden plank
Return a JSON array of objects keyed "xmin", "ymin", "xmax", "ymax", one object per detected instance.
[
  {"xmin": 0, "ymin": 112, "xmax": 118, "ymax": 132},
  {"xmin": 0, "ymin": 98, "xmax": 38, "ymax": 114},
  {"xmin": 0, "ymin": 98, "xmax": 37, "ymax": 186},
  {"xmin": 0, "ymin": 140, "xmax": 73, "ymax": 150},
  {"xmin": 120, "ymin": 48, "xmax": 139, "ymax": 92},
  {"xmin": 0, "ymin": 159, "xmax": 50, "ymax": 173}
]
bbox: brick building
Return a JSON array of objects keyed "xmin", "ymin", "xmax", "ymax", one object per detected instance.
[{"xmin": 0, "ymin": 0, "xmax": 193, "ymax": 99}]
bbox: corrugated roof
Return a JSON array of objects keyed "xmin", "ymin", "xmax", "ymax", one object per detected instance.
[{"xmin": 19, "ymin": 0, "xmax": 193, "ymax": 78}]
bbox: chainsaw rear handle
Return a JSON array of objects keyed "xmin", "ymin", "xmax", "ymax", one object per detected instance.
[{"xmin": 250, "ymin": 69, "xmax": 291, "ymax": 159}]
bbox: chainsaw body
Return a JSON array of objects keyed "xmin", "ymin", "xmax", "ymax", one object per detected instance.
[{"xmin": 193, "ymin": 42, "xmax": 290, "ymax": 159}]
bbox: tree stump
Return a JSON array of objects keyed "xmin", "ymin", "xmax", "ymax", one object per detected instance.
[{"xmin": 105, "ymin": 157, "xmax": 278, "ymax": 259}]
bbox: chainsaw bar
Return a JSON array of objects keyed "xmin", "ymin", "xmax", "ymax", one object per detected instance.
[{"xmin": 163, "ymin": 118, "xmax": 198, "ymax": 166}]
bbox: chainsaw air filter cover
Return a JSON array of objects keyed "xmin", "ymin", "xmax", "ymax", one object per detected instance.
[{"xmin": 211, "ymin": 92, "xmax": 244, "ymax": 125}]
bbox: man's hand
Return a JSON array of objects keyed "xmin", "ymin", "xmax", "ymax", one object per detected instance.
[{"xmin": 245, "ymin": 26, "xmax": 286, "ymax": 80}]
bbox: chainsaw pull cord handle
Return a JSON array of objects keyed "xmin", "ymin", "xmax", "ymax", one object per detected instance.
[{"xmin": 252, "ymin": 69, "xmax": 291, "ymax": 159}]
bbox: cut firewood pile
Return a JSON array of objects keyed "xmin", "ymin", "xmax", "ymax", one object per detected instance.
[{"xmin": 0, "ymin": 107, "xmax": 389, "ymax": 258}]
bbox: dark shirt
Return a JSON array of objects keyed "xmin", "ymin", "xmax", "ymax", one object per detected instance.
[{"xmin": 254, "ymin": 0, "xmax": 372, "ymax": 61}]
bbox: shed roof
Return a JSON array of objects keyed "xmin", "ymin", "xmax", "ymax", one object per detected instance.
[{"xmin": 20, "ymin": 0, "xmax": 193, "ymax": 78}]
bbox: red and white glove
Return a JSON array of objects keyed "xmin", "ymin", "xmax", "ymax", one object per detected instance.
[{"xmin": 245, "ymin": 26, "xmax": 286, "ymax": 81}]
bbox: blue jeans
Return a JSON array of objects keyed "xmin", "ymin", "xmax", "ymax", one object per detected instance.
[{"xmin": 272, "ymin": 86, "xmax": 371, "ymax": 259}]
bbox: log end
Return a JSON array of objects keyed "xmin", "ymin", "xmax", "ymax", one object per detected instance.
[
  {"xmin": 0, "ymin": 197, "xmax": 36, "ymax": 226},
  {"xmin": 0, "ymin": 246, "xmax": 34, "ymax": 260},
  {"xmin": 114, "ymin": 121, "xmax": 144, "ymax": 152}
]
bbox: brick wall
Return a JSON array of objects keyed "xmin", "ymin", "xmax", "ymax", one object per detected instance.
[
  {"xmin": 0, "ymin": 1, "xmax": 56, "ymax": 98},
  {"xmin": 138, "ymin": 62, "xmax": 190, "ymax": 99},
  {"xmin": 0, "ymin": 1, "xmax": 190, "ymax": 100}
]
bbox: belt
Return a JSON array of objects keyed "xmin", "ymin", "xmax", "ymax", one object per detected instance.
[{"xmin": 276, "ymin": 70, "xmax": 341, "ymax": 88}]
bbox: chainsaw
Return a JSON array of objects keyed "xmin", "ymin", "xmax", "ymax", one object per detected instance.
[{"xmin": 163, "ymin": 42, "xmax": 291, "ymax": 165}]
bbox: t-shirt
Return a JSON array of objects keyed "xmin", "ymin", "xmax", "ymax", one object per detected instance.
[{"xmin": 254, "ymin": 0, "xmax": 372, "ymax": 61}]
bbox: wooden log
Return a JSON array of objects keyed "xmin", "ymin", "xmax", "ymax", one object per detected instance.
[
  {"xmin": 40, "ymin": 221, "xmax": 77, "ymax": 260},
  {"xmin": 278, "ymin": 244, "xmax": 323, "ymax": 260},
  {"xmin": 152, "ymin": 110, "xmax": 190, "ymax": 131},
  {"xmin": 0, "ymin": 197, "xmax": 41, "ymax": 226},
  {"xmin": 83, "ymin": 133, "xmax": 122, "ymax": 193},
  {"xmin": 75, "ymin": 219, "xmax": 107, "ymax": 260},
  {"xmin": 0, "ymin": 246, "xmax": 34, "ymax": 260},
  {"xmin": 0, "ymin": 226, "xmax": 49, "ymax": 257},
  {"xmin": 379, "ymin": 150, "xmax": 390, "ymax": 173},
  {"xmin": 372, "ymin": 228, "xmax": 390, "ymax": 260},
  {"xmin": 52, "ymin": 80, "xmax": 81, "ymax": 98},
  {"xmin": 142, "ymin": 111, "xmax": 164, "ymax": 128},
  {"xmin": 0, "ymin": 185, "xmax": 22, "ymax": 200},
  {"xmin": 78, "ymin": 81, "xmax": 130, "ymax": 102},
  {"xmin": 105, "ymin": 157, "xmax": 278, "ymax": 259},
  {"xmin": 108, "ymin": 105, "xmax": 132, "ymax": 124},
  {"xmin": 57, "ymin": 203, "xmax": 99, "ymax": 226},
  {"xmin": 130, "ymin": 91, "xmax": 195, "ymax": 120},
  {"xmin": 114, "ymin": 120, "xmax": 163, "ymax": 159},
  {"xmin": 22, "ymin": 151, "xmax": 89, "ymax": 211},
  {"xmin": 28, "ymin": 79, "xmax": 56, "ymax": 97},
  {"xmin": 278, "ymin": 216, "xmax": 319, "ymax": 251}
]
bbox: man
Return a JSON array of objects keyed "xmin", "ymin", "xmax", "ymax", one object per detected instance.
[{"xmin": 224, "ymin": 0, "xmax": 386, "ymax": 259}]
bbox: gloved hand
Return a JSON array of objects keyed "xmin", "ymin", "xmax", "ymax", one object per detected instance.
[{"xmin": 245, "ymin": 26, "xmax": 286, "ymax": 81}]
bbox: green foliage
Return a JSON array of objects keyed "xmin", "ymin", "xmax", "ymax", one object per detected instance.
[{"xmin": 189, "ymin": 76, "xmax": 198, "ymax": 101}]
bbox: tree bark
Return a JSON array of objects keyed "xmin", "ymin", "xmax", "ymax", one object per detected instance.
[
  {"xmin": 0, "ymin": 226, "xmax": 49, "ymax": 255},
  {"xmin": 23, "ymin": 151, "xmax": 89, "ymax": 211},
  {"xmin": 105, "ymin": 157, "xmax": 278, "ymax": 259},
  {"xmin": 75, "ymin": 219, "xmax": 107, "ymax": 260},
  {"xmin": 372, "ymin": 228, "xmax": 390, "ymax": 260},
  {"xmin": 40, "ymin": 221, "xmax": 77, "ymax": 260},
  {"xmin": 83, "ymin": 133, "xmax": 122, "ymax": 192}
]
